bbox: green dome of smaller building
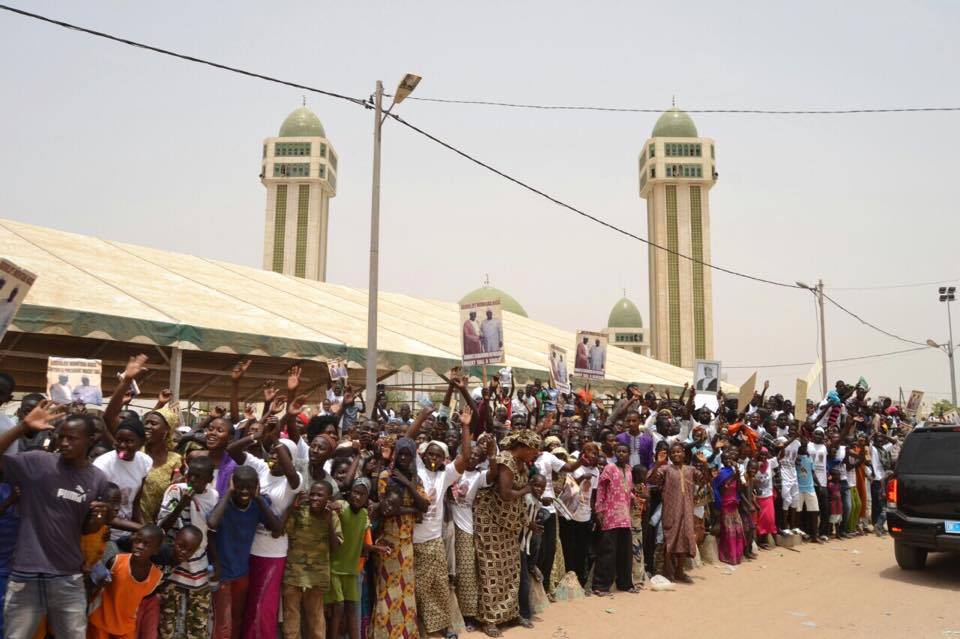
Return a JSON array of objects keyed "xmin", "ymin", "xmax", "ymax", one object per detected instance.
[
  {"xmin": 607, "ymin": 297, "xmax": 643, "ymax": 328},
  {"xmin": 652, "ymin": 107, "xmax": 698, "ymax": 138},
  {"xmin": 459, "ymin": 286, "xmax": 528, "ymax": 317},
  {"xmin": 279, "ymin": 107, "xmax": 325, "ymax": 137}
]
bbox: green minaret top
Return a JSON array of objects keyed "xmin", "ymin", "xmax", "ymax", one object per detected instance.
[
  {"xmin": 651, "ymin": 107, "xmax": 698, "ymax": 138},
  {"xmin": 279, "ymin": 106, "xmax": 326, "ymax": 137}
]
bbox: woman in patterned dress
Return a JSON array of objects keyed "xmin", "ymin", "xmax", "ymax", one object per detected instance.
[
  {"xmin": 472, "ymin": 429, "xmax": 542, "ymax": 638},
  {"xmin": 374, "ymin": 437, "xmax": 429, "ymax": 639}
]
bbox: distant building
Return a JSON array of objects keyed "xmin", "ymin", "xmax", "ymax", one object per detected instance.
[
  {"xmin": 605, "ymin": 296, "xmax": 649, "ymax": 356},
  {"xmin": 639, "ymin": 106, "xmax": 717, "ymax": 368},
  {"xmin": 261, "ymin": 106, "xmax": 338, "ymax": 281}
]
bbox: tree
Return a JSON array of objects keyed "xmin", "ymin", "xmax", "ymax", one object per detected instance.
[{"xmin": 931, "ymin": 399, "xmax": 955, "ymax": 417}]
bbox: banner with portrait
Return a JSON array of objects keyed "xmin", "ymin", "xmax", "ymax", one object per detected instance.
[
  {"xmin": 693, "ymin": 359, "xmax": 721, "ymax": 393},
  {"xmin": 573, "ymin": 330, "xmax": 606, "ymax": 380},
  {"xmin": 548, "ymin": 344, "xmax": 570, "ymax": 394},
  {"xmin": 905, "ymin": 389, "xmax": 924, "ymax": 417},
  {"xmin": 47, "ymin": 357, "xmax": 103, "ymax": 406},
  {"xmin": 460, "ymin": 299, "xmax": 504, "ymax": 366}
]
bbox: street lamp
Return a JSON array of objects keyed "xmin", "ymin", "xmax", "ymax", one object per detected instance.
[
  {"xmin": 365, "ymin": 74, "xmax": 421, "ymax": 417},
  {"xmin": 927, "ymin": 287, "xmax": 958, "ymax": 407},
  {"xmin": 797, "ymin": 279, "xmax": 828, "ymax": 396}
]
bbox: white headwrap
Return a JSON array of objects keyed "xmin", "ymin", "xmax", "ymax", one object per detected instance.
[{"xmin": 418, "ymin": 440, "xmax": 450, "ymax": 460}]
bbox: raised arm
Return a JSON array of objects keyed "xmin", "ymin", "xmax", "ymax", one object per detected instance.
[
  {"xmin": 495, "ymin": 462, "xmax": 530, "ymax": 503},
  {"xmin": 405, "ymin": 404, "xmax": 437, "ymax": 440},
  {"xmin": 104, "ymin": 354, "xmax": 148, "ymax": 436},
  {"xmin": 453, "ymin": 407, "xmax": 473, "ymax": 474},
  {"xmin": 229, "ymin": 359, "xmax": 251, "ymax": 424},
  {"xmin": 154, "ymin": 388, "xmax": 172, "ymax": 410}
]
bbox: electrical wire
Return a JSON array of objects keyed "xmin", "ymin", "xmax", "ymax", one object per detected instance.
[
  {"xmin": 389, "ymin": 94, "xmax": 960, "ymax": 116},
  {"xmin": 0, "ymin": 4, "xmax": 367, "ymax": 107},
  {"xmin": 821, "ymin": 292, "xmax": 928, "ymax": 347},
  {"xmin": 386, "ymin": 112, "xmax": 799, "ymax": 289},
  {"xmin": 725, "ymin": 346, "xmax": 929, "ymax": 370},
  {"xmin": 828, "ymin": 278, "xmax": 960, "ymax": 291}
]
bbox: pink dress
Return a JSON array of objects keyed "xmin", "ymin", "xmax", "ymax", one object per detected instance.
[{"xmin": 718, "ymin": 478, "xmax": 745, "ymax": 565}]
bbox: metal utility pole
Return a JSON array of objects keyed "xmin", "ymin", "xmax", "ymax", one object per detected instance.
[
  {"xmin": 935, "ymin": 287, "xmax": 958, "ymax": 407},
  {"xmin": 364, "ymin": 74, "xmax": 421, "ymax": 418},
  {"xmin": 365, "ymin": 81, "xmax": 383, "ymax": 417},
  {"xmin": 797, "ymin": 279, "xmax": 829, "ymax": 396}
]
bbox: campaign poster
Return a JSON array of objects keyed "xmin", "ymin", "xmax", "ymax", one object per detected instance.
[
  {"xmin": 693, "ymin": 359, "xmax": 721, "ymax": 392},
  {"xmin": 47, "ymin": 357, "xmax": 103, "ymax": 406},
  {"xmin": 548, "ymin": 344, "xmax": 570, "ymax": 394},
  {"xmin": 905, "ymin": 390, "xmax": 924, "ymax": 417},
  {"xmin": 573, "ymin": 330, "xmax": 606, "ymax": 380},
  {"xmin": 0, "ymin": 258, "xmax": 36, "ymax": 341},
  {"xmin": 795, "ymin": 379, "xmax": 809, "ymax": 422},
  {"xmin": 328, "ymin": 358, "xmax": 349, "ymax": 381},
  {"xmin": 460, "ymin": 299, "xmax": 504, "ymax": 366}
]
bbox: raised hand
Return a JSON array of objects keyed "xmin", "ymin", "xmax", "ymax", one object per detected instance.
[
  {"xmin": 158, "ymin": 389, "xmax": 172, "ymax": 405},
  {"xmin": 122, "ymin": 354, "xmax": 149, "ymax": 381},
  {"xmin": 286, "ymin": 366, "xmax": 302, "ymax": 393},
  {"xmin": 22, "ymin": 401, "xmax": 63, "ymax": 433},
  {"xmin": 288, "ymin": 394, "xmax": 310, "ymax": 415},
  {"xmin": 263, "ymin": 381, "xmax": 278, "ymax": 403},
  {"xmin": 460, "ymin": 406, "xmax": 473, "ymax": 428},
  {"xmin": 212, "ymin": 406, "xmax": 226, "ymax": 419},
  {"xmin": 231, "ymin": 359, "xmax": 252, "ymax": 382}
]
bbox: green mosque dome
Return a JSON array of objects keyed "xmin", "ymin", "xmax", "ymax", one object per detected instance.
[
  {"xmin": 607, "ymin": 297, "xmax": 643, "ymax": 328},
  {"xmin": 459, "ymin": 286, "xmax": 528, "ymax": 317},
  {"xmin": 279, "ymin": 107, "xmax": 326, "ymax": 137},
  {"xmin": 651, "ymin": 107, "xmax": 698, "ymax": 138}
]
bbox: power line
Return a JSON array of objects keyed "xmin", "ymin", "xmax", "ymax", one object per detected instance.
[
  {"xmin": 821, "ymin": 292, "xmax": 928, "ymax": 347},
  {"xmin": 393, "ymin": 94, "xmax": 960, "ymax": 116},
  {"xmin": 725, "ymin": 346, "xmax": 929, "ymax": 370},
  {"xmin": 0, "ymin": 4, "xmax": 367, "ymax": 107},
  {"xmin": 828, "ymin": 277, "xmax": 960, "ymax": 291},
  {"xmin": 387, "ymin": 112, "xmax": 799, "ymax": 290}
]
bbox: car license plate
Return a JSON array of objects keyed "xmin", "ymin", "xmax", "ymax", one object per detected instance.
[{"xmin": 946, "ymin": 521, "xmax": 960, "ymax": 534}]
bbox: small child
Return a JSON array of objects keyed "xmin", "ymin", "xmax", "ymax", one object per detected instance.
[
  {"xmin": 741, "ymin": 460, "xmax": 759, "ymax": 560},
  {"xmin": 157, "ymin": 455, "xmax": 219, "ymax": 639},
  {"xmin": 281, "ymin": 481, "xmax": 343, "ymax": 639},
  {"xmin": 828, "ymin": 467, "xmax": 844, "ymax": 539},
  {"xmin": 208, "ymin": 465, "xmax": 282, "ymax": 639},
  {"xmin": 518, "ymin": 474, "xmax": 547, "ymax": 629},
  {"xmin": 630, "ymin": 465, "xmax": 648, "ymax": 588},
  {"xmin": 87, "ymin": 524, "xmax": 165, "ymax": 639},
  {"xmin": 796, "ymin": 445, "xmax": 821, "ymax": 543}
]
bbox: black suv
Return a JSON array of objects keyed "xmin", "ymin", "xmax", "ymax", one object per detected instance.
[{"xmin": 886, "ymin": 424, "xmax": 960, "ymax": 569}]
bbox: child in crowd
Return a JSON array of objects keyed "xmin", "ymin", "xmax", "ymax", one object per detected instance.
[
  {"xmin": 828, "ymin": 467, "xmax": 844, "ymax": 539},
  {"xmin": 519, "ymin": 473, "xmax": 547, "ymax": 628},
  {"xmin": 630, "ymin": 465, "xmax": 648, "ymax": 588},
  {"xmin": 207, "ymin": 465, "xmax": 283, "ymax": 639},
  {"xmin": 87, "ymin": 524, "xmax": 165, "ymax": 639},
  {"xmin": 593, "ymin": 443, "xmax": 637, "ymax": 595},
  {"xmin": 157, "ymin": 455, "xmax": 219, "ymax": 639},
  {"xmin": 281, "ymin": 482, "xmax": 341, "ymax": 639},
  {"xmin": 712, "ymin": 450, "xmax": 746, "ymax": 565},
  {"xmin": 796, "ymin": 444, "xmax": 821, "ymax": 543},
  {"xmin": 740, "ymin": 460, "xmax": 759, "ymax": 560}
]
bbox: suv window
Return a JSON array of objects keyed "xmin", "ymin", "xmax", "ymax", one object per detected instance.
[{"xmin": 897, "ymin": 430, "xmax": 960, "ymax": 475}]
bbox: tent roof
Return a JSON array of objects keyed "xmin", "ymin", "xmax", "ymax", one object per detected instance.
[{"xmin": 0, "ymin": 217, "xmax": 737, "ymax": 393}]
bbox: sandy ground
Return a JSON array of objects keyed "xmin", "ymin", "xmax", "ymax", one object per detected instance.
[{"xmin": 485, "ymin": 535, "xmax": 960, "ymax": 639}]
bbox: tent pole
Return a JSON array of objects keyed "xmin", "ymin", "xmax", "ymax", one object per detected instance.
[{"xmin": 169, "ymin": 347, "xmax": 183, "ymax": 405}]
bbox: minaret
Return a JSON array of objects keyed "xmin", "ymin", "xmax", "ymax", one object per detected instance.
[
  {"xmin": 639, "ymin": 106, "xmax": 717, "ymax": 368},
  {"xmin": 261, "ymin": 104, "xmax": 338, "ymax": 280}
]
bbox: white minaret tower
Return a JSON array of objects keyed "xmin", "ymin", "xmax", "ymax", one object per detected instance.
[
  {"xmin": 261, "ymin": 103, "xmax": 338, "ymax": 280},
  {"xmin": 639, "ymin": 105, "xmax": 717, "ymax": 368}
]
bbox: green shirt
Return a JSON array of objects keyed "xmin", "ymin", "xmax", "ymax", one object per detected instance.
[
  {"xmin": 331, "ymin": 501, "xmax": 369, "ymax": 576},
  {"xmin": 283, "ymin": 505, "xmax": 343, "ymax": 589}
]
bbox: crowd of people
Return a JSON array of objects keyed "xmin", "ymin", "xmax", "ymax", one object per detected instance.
[{"xmin": 0, "ymin": 355, "xmax": 915, "ymax": 639}]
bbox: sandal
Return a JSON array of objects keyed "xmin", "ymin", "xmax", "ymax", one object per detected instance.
[
  {"xmin": 483, "ymin": 625, "xmax": 502, "ymax": 638},
  {"xmin": 591, "ymin": 589, "xmax": 612, "ymax": 597},
  {"xmin": 445, "ymin": 631, "xmax": 459, "ymax": 639},
  {"xmin": 519, "ymin": 618, "xmax": 534, "ymax": 629},
  {"xmin": 627, "ymin": 586, "xmax": 641, "ymax": 593}
]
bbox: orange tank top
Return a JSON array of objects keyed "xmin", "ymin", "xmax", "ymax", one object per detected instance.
[{"xmin": 88, "ymin": 553, "xmax": 163, "ymax": 634}]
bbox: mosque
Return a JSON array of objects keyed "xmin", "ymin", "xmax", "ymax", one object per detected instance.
[{"xmin": 260, "ymin": 103, "xmax": 716, "ymax": 370}]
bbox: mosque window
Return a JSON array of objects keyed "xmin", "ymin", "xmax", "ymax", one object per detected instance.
[
  {"xmin": 665, "ymin": 164, "xmax": 703, "ymax": 178},
  {"xmin": 275, "ymin": 142, "xmax": 312, "ymax": 157},
  {"xmin": 294, "ymin": 185, "xmax": 310, "ymax": 278},
  {"xmin": 711, "ymin": 145, "xmax": 715, "ymax": 159},
  {"xmin": 271, "ymin": 185, "xmax": 287, "ymax": 273},
  {"xmin": 639, "ymin": 151, "xmax": 647, "ymax": 171},
  {"xmin": 328, "ymin": 170, "xmax": 336, "ymax": 191},
  {"xmin": 318, "ymin": 165, "xmax": 326, "ymax": 179},
  {"xmin": 649, "ymin": 144, "xmax": 655, "ymax": 157},
  {"xmin": 616, "ymin": 333, "xmax": 643, "ymax": 343},
  {"xmin": 274, "ymin": 163, "xmax": 311, "ymax": 178},
  {"xmin": 665, "ymin": 185, "xmax": 682, "ymax": 367},
  {"xmin": 650, "ymin": 167, "xmax": 656, "ymax": 178},
  {"xmin": 665, "ymin": 143, "xmax": 702, "ymax": 157},
  {"xmin": 262, "ymin": 144, "xmax": 267, "ymax": 159},
  {"xmin": 319, "ymin": 143, "xmax": 327, "ymax": 158},
  {"xmin": 328, "ymin": 151, "xmax": 338, "ymax": 171}
]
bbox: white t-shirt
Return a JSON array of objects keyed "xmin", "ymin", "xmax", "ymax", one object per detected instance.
[
  {"xmin": 571, "ymin": 466, "xmax": 599, "ymax": 523},
  {"xmin": 807, "ymin": 442, "xmax": 828, "ymax": 486},
  {"xmin": 755, "ymin": 458, "xmax": 778, "ymax": 498},
  {"xmin": 870, "ymin": 443, "xmax": 894, "ymax": 480},
  {"xmin": 0, "ymin": 414, "xmax": 18, "ymax": 456},
  {"xmin": 94, "ymin": 450, "xmax": 152, "ymax": 540},
  {"xmin": 534, "ymin": 452, "xmax": 567, "ymax": 514},
  {"xmin": 450, "ymin": 470, "xmax": 487, "ymax": 534},
  {"xmin": 780, "ymin": 440, "xmax": 800, "ymax": 484},
  {"xmin": 244, "ymin": 452, "xmax": 303, "ymax": 558},
  {"xmin": 413, "ymin": 456, "xmax": 461, "ymax": 544}
]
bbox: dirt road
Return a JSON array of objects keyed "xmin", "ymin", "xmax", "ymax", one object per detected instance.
[{"xmin": 493, "ymin": 535, "xmax": 960, "ymax": 639}]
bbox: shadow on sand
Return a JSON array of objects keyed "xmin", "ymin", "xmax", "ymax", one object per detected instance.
[{"xmin": 878, "ymin": 550, "xmax": 960, "ymax": 592}]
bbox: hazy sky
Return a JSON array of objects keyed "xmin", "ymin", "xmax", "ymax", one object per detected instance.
[{"xmin": 2, "ymin": 1, "xmax": 959, "ymax": 403}]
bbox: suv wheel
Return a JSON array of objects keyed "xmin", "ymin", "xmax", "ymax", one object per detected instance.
[{"xmin": 894, "ymin": 541, "xmax": 927, "ymax": 570}]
